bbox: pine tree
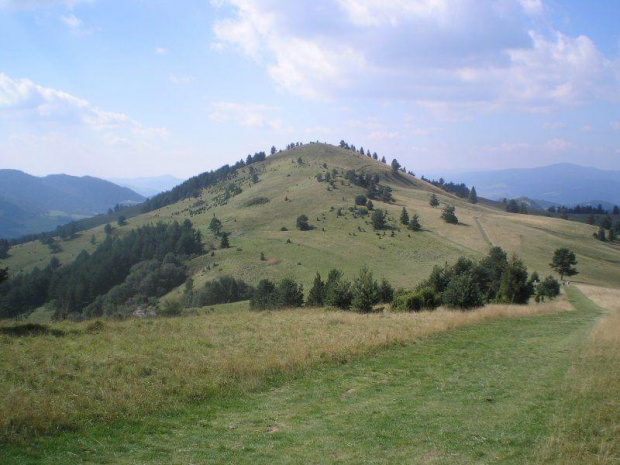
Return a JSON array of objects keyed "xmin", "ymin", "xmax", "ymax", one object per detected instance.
[
  {"xmin": 441, "ymin": 205, "xmax": 458, "ymax": 224},
  {"xmin": 408, "ymin": 214, "xmax": 421, "ymax": 231},
  {"xmin": 597, "ymin": 226, "xmax": 607, "ymax": 241},
  {"xmin": 209, "ymin": 216, "xmax": 222, "ymax": 235},
  {"xmin": 400, "ymin": 207, "xmax": 409, "ymax": 225},
  {"xmin": 429, "ymin": 193, "xmax": 439, "ymax": 207},
  {"xmin": 391, "ymin": 159, "xmax": 401, "ymax": 174},
  {"xmin": 296, "ymin": 214, "xmax": 310, "ymax": 231},
  {"xmin": 220, "ymin": 232, "xmax": 230, "ymax": 249},
  {"xmin": 468, "ymin": 186, "xmax": 478, "ymax": 204},
  {"xmin": 351, "ymin": 266, "xmax": 379, "ymax": 313},
  {"xmin": 307, "ymin": 273, "xmax": 326, "ymax": 307},
  {"xmin": 371, "ymin": 209, "xmax": 386, "ymax": 230}
]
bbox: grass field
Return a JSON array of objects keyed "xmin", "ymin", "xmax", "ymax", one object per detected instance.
[
  {"xmin": 3, "ymin": 144, "xmax": 619, "ymax": 293},
  {"xmin": 1, "ymin": 286, "xmax": 617, "ymax": 463}
]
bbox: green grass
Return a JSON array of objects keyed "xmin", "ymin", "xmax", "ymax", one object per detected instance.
[{"xmin": 1, "ymin": 288, "xmax": 606, "ymax": 464}]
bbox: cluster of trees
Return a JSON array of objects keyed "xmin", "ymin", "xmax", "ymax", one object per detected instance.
[
  {"xmin": 338, "ymin": 140, "xmax": 384, "ymax": 163},
  {"xmin": 421, "ymin": 176, "xmax": 475, "ymax": 201},
  {"xmin": 251, "ymin": 267, "xmax": 394, "ymax": 313},
  {"xmin": 394, "ymin": 247, "xmax": 562, "ymax": 311},
  {"xmin": 400, "ymin": 207, "xmax": 421, "ymax": 231},
  {"xmin": 184, "ymin": 276, "xmax": 254, "ymax": 307},
  {"xmin": 504, "ymin": 199, "xmax": 528, "ymax": 214},
  {"xmin": 0, "ymin": 220, "xmax": 204, "ymax": 319},
  {"xmin": 549, "ymin": 204, "xmax": 618, "ymax": 216},
  {"xmin": 592, "ymin": 215, "xmax": 619, "ymax": 242},
  {"xmin": 344, "ymin": 169, "xmax": 393, "ymax": 202},
  {"xmin": 209, "ymin": 216, "xmax": 232, "ymax": 248}
]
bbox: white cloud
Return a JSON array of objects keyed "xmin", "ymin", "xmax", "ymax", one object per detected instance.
[
  {"xmin": 169, "ymin": 74, "xmax": 195, "ymax": 85},
  {"xmin": 59, "ymin": 13, "xmax": 94, "ymax": 34},
  {"xmin": 209, "ymin": 101, "xmax": 282, "ymax": 130},
  {"xmin": 155, "ymin": 47, "xmax": 168, "ymax": 54},
  {"xmin": 0, "ymin": 72, "xmax": 167, "ymax": 141},
  {"xmin": 211, "ymin": 0, "xmax": 619, "ymax": 116}
]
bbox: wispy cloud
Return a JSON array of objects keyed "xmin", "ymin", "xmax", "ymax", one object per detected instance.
[{"xmin": 209, "ymin": 101, "xmax": 283, "ymax": 130}]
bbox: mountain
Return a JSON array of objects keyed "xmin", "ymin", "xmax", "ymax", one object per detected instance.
[
  {"xmin": 0, "ymin": 170, "xmax": 145, "ymax": 238},
  {"xmin": 108, "ymin": 175, "xmax": 184, "ymax": 198},
  {"xmin": 3, "ymin": 144, "xmax": 619, "ymax": 292},
  {"xmin": 451, "ymin": 163, "xmax": 620, "ymax": 206}
]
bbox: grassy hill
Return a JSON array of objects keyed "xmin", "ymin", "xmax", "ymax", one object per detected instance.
[{"xmin": 2, "ymin": 143, "xmax": 619, "ymax": 290}]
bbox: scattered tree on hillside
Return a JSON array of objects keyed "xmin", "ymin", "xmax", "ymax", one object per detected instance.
[
  {"xmin": 209, "ymin": 216, "xmax": 223, "ymax": 235},
  {"xmin": 586, "ymin": 214, "xmax": 596, "ymax": 225},
  {"xmin": 366, "ymin": 200, "xmax": 374, "ymax": 210},
  {"xmin": 355, "ymin": 194, "xmax": 367, "ymax": 206},
  {"xmin": 371, "ymin": 209, "xmax": 387, "ymax": 230},
  {"xmin": 429, "ymin": 193, "xmax": 439, "ymax": 207},
  {"xmin": 381, "ymin": 156, "xmax": 386, "ymax": 164},
  {"xmin": 596, "ymin": 226, "xmax": 607, "ymax": 241},
  {"xmin": 441, "ymin": 205, "xmax": 458, "ymax": 224},
  {"xmin": 251, "ymin": 279, "xmax": 277, "ymax": 310},
  {"xmin": 276, "ymin": 278, "xmax": 304, "ymax": 308},
  {"xmin": 400, "ymin": 207, "xmax": 409, "ymax": 225},
  {"xmin": 519, "ymin": 203, "xmax": 528, "ymax": 215},
  {"xmin": 408, "ymin": 214, "xmax": 421, "ymax": 231},
  {"xmin": 535, "ymin": 275, "xmax": 561, "ymax": 302},
  {"xmin": 550, "ymin": 248, "xmax": 578, "ymax": 281},
  {"xmin": 600, "ymin": 215, "xmax": 612, "ymax": 230},
  {"xmin": 117, "ymin": 215, "xmax": 127, "ymax": 227},
  {"xmin": 391, "ymin": 159, "xmax": 401, "ymax": 174},
  {"xmin": 296, "ymin": 214, "xmax": 311, "ymax": 231},
  {"xmin": 271, "ymin": 146, "xmax": 277, "ymax": 155},
  {"xmin": 104, "ymin": 223, "xmax": 113, "ymax": 235},
  {"xmin": 498, "ymin": 255, "xmax": 533, "ymax": 304},
  {"xmin": 220, "ymin": 232, "xmax": 230, "ymax": 249},
  {"xmin": 468, "ymin": 186, "xmax": 478, "ymax": 204}
]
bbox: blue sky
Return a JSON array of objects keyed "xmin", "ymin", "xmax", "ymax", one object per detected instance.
[{"xmin": 0, "ymin": 0, "xmax": 619, "ymax": 178}]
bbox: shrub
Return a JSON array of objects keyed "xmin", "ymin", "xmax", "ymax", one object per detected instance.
[
  {"xmin": 371, "ymin": 209, "xmax": 386, "ymax": 230},
  {"xmin": 441, "ymin": 272, "xmax": 484, "ymax": 310},
  {"xmin": 355, "ymin": 194, "xmax": 367, "ymax": 206},
  {"xmin": 245, "ymin": 196, "xmax": 270, "ymax": 207},
  {"xmin": 296, "ymin": 214, "xmax": 311, "ymax": 231},
  {"xmin": 441, "ymin": 205, "xmax": 458, "ymax": 224},
  {"xmin": 393, "ymin": 287, "xmax": 437, "ymax": 312},
  {"xmin": 159, "ymin": 299, "xmax": 183, "ymax": 317}
]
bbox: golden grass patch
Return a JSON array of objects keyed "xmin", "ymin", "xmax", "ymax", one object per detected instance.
[{"xmin": 1, "ymin": 298, "xmax": 571, "ymax": 443}]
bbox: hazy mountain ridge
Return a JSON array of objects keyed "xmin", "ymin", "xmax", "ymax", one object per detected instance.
[
  {"xmin": 431, "ymin": 163, "xmax": 620, "ymax": 207},
  {"xmin": 108, "ymin": 175, "xmax": 185, "ymax": 198},
  {"xmin": 0, "ymin": 170, "xmax": 145, "ymax": 238}
]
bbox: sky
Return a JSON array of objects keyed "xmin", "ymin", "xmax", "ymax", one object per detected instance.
[{"xmin": 0, "ymin": 0, "xmax": 619, "ymax": 179}]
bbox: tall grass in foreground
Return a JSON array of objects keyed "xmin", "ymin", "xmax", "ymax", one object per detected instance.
[
  {"xmin": 538, "ymin": 287, "xmax": 620, "ymax": 463},
  {"xmin": 0, "ymin": 299, "xmax": 571, "ymax": 443}
]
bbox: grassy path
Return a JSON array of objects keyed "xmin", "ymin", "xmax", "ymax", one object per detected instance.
[{"xmin": 2, "ymin": 289, "xmax": 605, "ymax": 464}]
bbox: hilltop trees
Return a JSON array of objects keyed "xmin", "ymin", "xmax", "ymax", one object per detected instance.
[
  {"xmin": 391, "ymin": 159, "xmax": 401, "ymax": 174},
  {"xmin": 550, "ymin": 248, "xmax": 578, "ymax": 281},
  {"xmin": 441, "ymin": 205, "xmax": 458, "ymax": 224}
]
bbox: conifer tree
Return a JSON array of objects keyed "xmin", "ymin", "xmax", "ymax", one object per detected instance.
[
  {"xmin": 400, "ymin": 207, "xmax": 409, "ymax": 225},
  {"xmin": 550, "ymin": 248, "xmax": 578, "ymax": 280},
  {"xmin": 220, "ymin": 232, "xmax": 230, "ymax": 249},
  {"xmin": 468, "ymin": 186, "xmax": 478, "ymax": 204},
  {"xmin": 209, "ymin": 216, "xmax": 222, "ymax": 235},
  {"xmin": 408, "ymin": 214, "xmax": 421, "ymax": 231},
  {"xmin": 307, "ymin": 272, "xmax": 326, "ymax": 307},
  {"xmin": 441, "ymin": 205, "xmax": 458, "ymax": 224},
  {"xmin": 429, "ymin": 193, "xmax": 439, "ymax": 207}
]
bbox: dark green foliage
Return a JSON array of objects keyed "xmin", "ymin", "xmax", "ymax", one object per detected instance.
[
  {"xmin": 497, "ymin": 255, "xmax": 533, "ymax": 304},
  {"xmin": 371, "ymin": 209, "xmax": 386, "ymax": 230},
  {"xmin": 0, "ymin": 268, "xmax": 8, "ymax": 285},
  {"xmin": 596, "ymin": 226, "xmax": 607, "ymax": 241},
  {"xmin": 0, "ymin": 239, "xmax": 9, "ymax": 259},
  {"xmin": 296, "ymin": 214, "xmax": 311, "ymax": 231},
  {"xmin": 251, "ymin": 173, "xmax": 259, "ymax": 183},
  {"xmin": 187, "ymin": 276, "xmax": 253, "ymax": 307},
  {"xmin": 159, "ymin": 299, "xmax": 183, "ymax": 317},
  {"xmin": 48, "ymin": 242, "xmax": 62, "ymax": 254},
  {"xmin": 355, "ymin": 194, "xmax": 367, "ymax": 206},
  {"xmin": 391, "ymin": 159, "xmax": 401, "ymax": 174},
  {"xmin": 476, "ymin": 246, "xmax": 508, "ymax": 301},
  {"xmin": 535, "ymin": 276, "xmax": 561, "ymax": 302},
  {"xmin": 392, "ymin": 287, "xmax": 437, "ymax": 312},
  {"xmin": 429, "ymin": 194, "xmax": 439, "ymax": 207},
  {"xmin": 250, "ymin": 279, "xmax": 277, "ymax": 310},
  {"xmin": 441, "ymin": 205, "xmax": 458, "ymax": 224},
  {"xmin": 550, "ymin": 248, "xmax": 578, "ymax": 280},
  {"xmin": 519, "ymin": 203, "xmax": 528, "ymax": 215},
  {"xmin": 351, "ymin": 266, "xmax": 379, "ymax": 312},
  {"xmin": 276, "ymin": 278, "xmax": 304, "ymax": 308},
  {"xmin": 117, "ymin": 215, "xmax": 127, "ymax": 227},
  {"xmin": 366, "ymin": 200, "xmax": 374, "ymax": 210},
  {"xmin": 378, "ymin": 278, "xmax": 394, "ymax": 303},
  {"xmin": 610, "ymin": 228, "xmax": 618, "ymax": 242},
  {"xmin": 468, "ymin": 186, "xmax": 478, "ymax": 204},
  {"xmin": 441, "ymin": 272, "xmax": 485, "ymax": 309},
  {"xmin": 30, "ymin": 221, "xmax": 204, "ymax": 318},
  {"xmin": 83, "ymin": 256, "xmax": 188, "ymax": 318},
  {"xmin": 0, "ymin": 263, "xmax": 56, "ymax": 318},
  {"xmin": 586, "ymin": 214, "xmax": 595, "ymax": 225},
  {"xmin": 324, "ymin": 269, "xmax": 353, "ymax": 310},
  {"xmin": 400, "ymin": 207, "xmax": 409, "ymax": 225},
  {"xmin": 306, "ymin": 273, "xmax": 326, "ymax": 307},
  {"xmin": 209, "ymin": 217, "xmax": 222, "ymax": 235},
  {"xmin": 245, "ymin": 196, "xmax": 269, "ymax": 207},
  {"xmin": 600, "ymin": 215, "xmax": 612, "ymax": 230},
  {"xmin": 220, "ymin": 232, "xmax": 230, "ymax": 249},
  {"xmin": 505, "ymin": 199, "xmax": 520, "ymax": 213},
  {"xmin": 408, "ymin": 214, "xmax": 421, "ymax": 231},
  {"xmin": 104, "ymin": 223, "xmax": 113, "ymax": 235}
]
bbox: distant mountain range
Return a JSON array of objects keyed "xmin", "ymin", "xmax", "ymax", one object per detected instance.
[
  {"xmin": 0, "ymin": 170, "xmax": 145, "ymax": 239},
  {"xmin": 436, "ymin": 163, "xmax": 620, "ymax": 207},
  {"xmin": 108, "ymin": 175, "xmax": 184, "ymax": 198}
]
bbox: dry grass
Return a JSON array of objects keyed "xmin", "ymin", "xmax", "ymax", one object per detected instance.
[
  {"xmin": 538, "ymin": 287, "xmax": 620, "ymax": 464},
  {"xmin": 0, "ymin": 298, "xmax": 571, "ymax": 443}
]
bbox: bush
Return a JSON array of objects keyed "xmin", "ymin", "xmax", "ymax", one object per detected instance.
[
  {"xmin": 371, "ymin": 209, "xmax": 386, "ymax": 230},
  {"xmin": 245, "ymin": 196, "xmax": 270, "ymax": 207},
  {"xmin": 355, "ymin": 194, "xmax": 367, "ymax": 206},
  {"xmin": 441, "ymin": 272, "xmax": 484, "ymax": 310},
  {"xmin": 392, "ymin": 287, "xmax": 437, "ymax": 312},
  {"xmin": 159, "ymin": 299, "xmax": 183, "ymax": 317},
  {"xmin": 296, "ymin": 214, "xmax": 311, "ymax": 231}
]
